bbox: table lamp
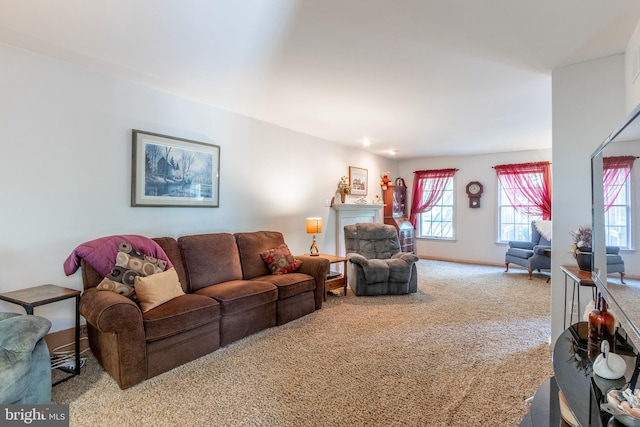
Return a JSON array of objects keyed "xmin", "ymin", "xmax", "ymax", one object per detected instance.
[{"xmin": 306, "ymin": 217, "xmax": 322, "ymax": 256}]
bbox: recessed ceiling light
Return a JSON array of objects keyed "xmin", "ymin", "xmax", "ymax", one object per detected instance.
[{"xmin": 362, "ymin": 138, "xmax": 371, "ymax": 146}]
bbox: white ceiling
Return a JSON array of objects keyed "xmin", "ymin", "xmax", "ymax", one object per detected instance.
[{"xmin": 2, "ymin": 0, "xmax": 640, "ymax": 159}]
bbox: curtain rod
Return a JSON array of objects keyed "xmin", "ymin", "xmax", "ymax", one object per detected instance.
[
  {"xmin": 412, "ymin": 168, "xmax": 459, "ymax": 173},
  {"xmin": 491, "ymin": 163, "xmax": 552, "ymax": 168}
]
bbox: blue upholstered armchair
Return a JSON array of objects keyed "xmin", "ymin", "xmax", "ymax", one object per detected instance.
[
  {"xmin": 0, "ymin": 313, "xmax": 52, "ymax": 404},
  {"xmin": 344, "ymin": 223, "xmax": 419, "ymax": 296},
  {"xmin": 606, "ymin": 246, "xmax": 626, "ymax": 283},
  {"xmin": 505, "ymin": 221, "xmax": 551, "ymax": 280}
]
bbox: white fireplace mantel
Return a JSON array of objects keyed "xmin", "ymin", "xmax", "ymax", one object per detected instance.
[{"xmin": 332, "ymin": 203, "xmax": 384, "ymax": 256}]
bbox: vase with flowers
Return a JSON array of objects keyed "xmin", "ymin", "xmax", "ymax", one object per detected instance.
[
  {"xmin": 570, "ymin": 224, "xmax": 593, "ymax": 271},
  {"xmin": 336, "ymin": 176, "xmax": 351, "ymax": 203}
]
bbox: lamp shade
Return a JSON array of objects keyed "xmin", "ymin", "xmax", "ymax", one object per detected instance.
[{"xmin": 306, "ymin": 217, "xmax": 322, "ymax": 234}]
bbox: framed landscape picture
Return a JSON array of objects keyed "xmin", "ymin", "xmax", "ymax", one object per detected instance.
[
  {"xmin": 349, "ymin": 166, "xmax": 368, "ymax": 196},
  {"xmin": 131, "ymin": 130, "xmax": 220, "ymax": 207}
]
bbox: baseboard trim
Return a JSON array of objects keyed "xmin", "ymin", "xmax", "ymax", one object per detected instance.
[{"xmin": 418, "ymin": 255, "xmax": 505, "ymax": 268}]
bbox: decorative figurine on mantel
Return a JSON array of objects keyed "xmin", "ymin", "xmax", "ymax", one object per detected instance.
[
  {"xmin": 373, "ymin": 195, "xmax": 383, "ymax": 204},
  {"xmin": 355, "ymin": 197, "xmax": 367, "ymax": 204}
]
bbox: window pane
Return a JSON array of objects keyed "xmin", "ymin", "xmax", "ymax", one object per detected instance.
[
  {"xmin": 497, "ymin": 172, "xmax": 543, "ymax": 243},
  {"xmin": 418, "ymin": 179, "xmax": 454, "ymax": 239},
  {"xmin": 604, "ymin": 173, "xmax": 631, "ymax": 249}
]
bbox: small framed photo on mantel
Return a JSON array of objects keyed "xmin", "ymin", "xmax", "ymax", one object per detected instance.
[
  {"xmin": 131, "ymin": 130, "xmax": 220, "ymax": 207},
  {"xmin": 349, "ymin": 166, "xmax": 368, "ymax": 196}
]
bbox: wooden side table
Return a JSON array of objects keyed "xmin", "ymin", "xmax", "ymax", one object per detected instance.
[
  {"xmin": 317, "ymin": 254, "xmax": 348, "ymax": 300},
  {"xmin": 298, "ymin": 253, "xmax": 348, "ymax": 300},
  {"xmin": 0, "ymin": 284, "xmax": 81, "ymax": 385}
]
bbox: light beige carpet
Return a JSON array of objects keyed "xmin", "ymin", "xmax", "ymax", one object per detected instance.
[{"xmin": 52, "ymin": 260, "xmax": 553, "ymax": 426}]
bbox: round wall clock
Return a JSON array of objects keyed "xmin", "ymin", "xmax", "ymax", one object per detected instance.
[{"xmin": 465, "ymin": 181, "xmax": 483, "ymax": 208}]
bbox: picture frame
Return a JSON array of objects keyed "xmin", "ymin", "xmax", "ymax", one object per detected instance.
[
  {"xmin": 349, "ymin": 166, "xmax": 368, "ymax": 196},
  {"xmin": 131, "ymin": 130, "xmax": 220, "ymax": 207}
]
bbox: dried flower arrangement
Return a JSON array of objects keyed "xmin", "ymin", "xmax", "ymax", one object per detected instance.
[{"xmin": 570, "ymin": 224, "xmax": 592, "ymax": 257}]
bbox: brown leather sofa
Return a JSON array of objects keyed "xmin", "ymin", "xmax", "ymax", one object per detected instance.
[{"xmin": 79, "ymin": 231, "xmax": 329, "ymax": 389}]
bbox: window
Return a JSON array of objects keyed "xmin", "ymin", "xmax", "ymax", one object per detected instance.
[
  {"xmin": 605, "ymin": 176, "xmax": 630, "ymax": 247},
  {"xmin": 498, "ymin": 186, "xmax": 542, "ymax": 242},
  {"xmin": 494, "ymin": 162, "xmax": 551, "ymax": 243},
  {"xmin": 418, "ymin": 178, "xmax": 454, "ymax": 239},
  {"xmin": 603, "ymin": 156, "xmax": 635, "ymax": 249},
  {"xmin": 410, "ymin": 168, "xmax": 457, "ymax": 239}
]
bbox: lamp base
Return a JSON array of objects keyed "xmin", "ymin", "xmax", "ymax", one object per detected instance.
[{"xmin": 310, "ymin": 235, "xmax": 319, "ymax": 256}]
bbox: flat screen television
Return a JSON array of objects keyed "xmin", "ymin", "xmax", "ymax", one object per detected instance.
[{"xmin": 591, "ymin": 103, "xmax": 640, "ymax": 350}]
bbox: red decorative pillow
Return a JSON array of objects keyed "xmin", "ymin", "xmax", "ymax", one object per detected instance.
[{"xmin": 260, "ymin": 244, "xmax": 302, "ymax": 275}]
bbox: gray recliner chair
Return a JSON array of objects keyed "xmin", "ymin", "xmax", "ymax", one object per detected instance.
[
  {"xmin": 344, "ymin": 223, "xmax": 419, "ymax": 296},
  {"xmin": 505, "ymin": 221, "xmax": 551, "ymax": 280},
  {"xmin": 0, "ymin": 313, "xmax": 52, "ymax": 404}
]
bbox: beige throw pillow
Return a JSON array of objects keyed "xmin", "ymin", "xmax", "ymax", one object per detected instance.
[{"xmin": 134, "ymin": 268, "xmax": 184, "ymax": 313}]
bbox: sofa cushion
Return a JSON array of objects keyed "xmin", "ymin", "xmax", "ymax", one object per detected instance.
[
  {"xmin": 179, "ymin": 233, "xmax": 243, "ymax": 292},
  {"xmin": 260, "ymin": 244, "xmax": 302, "ymax": 275},
  {"xmin": 135, "ymin": 268, "xmax": 185, "ymax": 313},
  {"xmin": 193, "ymin": 280, "xmax": 277, "ymax": 316},
  {"xmin": 153, "ymin": 237, "xmax": 189, "ymax": 293},
  {"xmin": 505, "ymin": 247, "xmax": 534, "ymax": 259},
  {"xmin": 607, "ymin": 254, "xmax": 624, "ymax": 265},
  {"xmin": 251, "ymin": 273, "xmax": 315, "ymax": 300},
  {"xmin": 235, "ymin": 231, "xmax": 286, "ymax": 279},
  {"xmin": 361, "ymin": 259, "xmax": 390, "ymax": 284},
  {"xmin": 142, "ymin": 294, "xmax": 220, "ymax": 342}
]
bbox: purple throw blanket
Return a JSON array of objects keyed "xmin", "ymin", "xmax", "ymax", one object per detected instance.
[{"xmin": 64, "ymin": 235, "xmax": 173, "ymax": 277}]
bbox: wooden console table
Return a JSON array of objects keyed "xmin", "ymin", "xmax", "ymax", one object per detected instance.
[{"xmin": 560, "ymin": 265, "xmax": 597, "ymax": 330}]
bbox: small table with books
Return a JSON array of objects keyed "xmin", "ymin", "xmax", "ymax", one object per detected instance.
[{"xmin": 299, "ymin": 254, "xmax": 348, "ymax": 300}]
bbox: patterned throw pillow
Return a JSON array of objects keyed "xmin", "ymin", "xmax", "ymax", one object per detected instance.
[
  {"xmin": 97, "ymin": 241, "xmax": 168, "ymax": 299},
  {"xmin": 96, "ymin": 277, "xmax": 136, "ymax": 298},
  {"xmin": 260, "ymin": 244, "xmax": 302, "ymax": 275}
]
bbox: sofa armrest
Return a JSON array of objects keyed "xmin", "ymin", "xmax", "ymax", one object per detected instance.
[
  {"xmin": 0, "ymin": 314, "xmax": 51, "ymax": 354},
  {"xmin": 391, "ymin": 252, "xmax": 419, "ymax": 264},
  {"xmin": 347, "ymin": 253, "xmax": 369, "ymax": 266},
  {"xmin": 79, "ymin": 288, "xmax": 147, "ymax": 389},
  {"xmin": 80, "ymin": 288, "xmax": 144, "ymax": 333},
  {"xmin": 532, "ymin": 245, "xmax": 551, "ymax": 256},
  {"xmin": 295, "ymin": 255, "xmax": 330, "ymax": 310},
  {"xmin": 508, "ymin": 241, "xmax": 535, "ymax": 250}
]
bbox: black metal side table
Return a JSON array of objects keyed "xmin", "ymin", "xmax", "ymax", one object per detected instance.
[{"xmin": 0, "ymin": 284, "xmax": 81, "ymax": 385}]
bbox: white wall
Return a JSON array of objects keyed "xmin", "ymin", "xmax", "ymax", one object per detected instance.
[
  {"xmin": 0, "ymin": 43, "xmax": 397, "ymax": 332},
  {"xmin": 626, "ymin": 18, "xmax": 640, "ymax": 111},
  {"xmin": 551, "ymin": 54, "xmax": 627, "ymax": 344},
  {"xmin": 398, "ymin": 149, "xmax": 551, "ymax": 265}
]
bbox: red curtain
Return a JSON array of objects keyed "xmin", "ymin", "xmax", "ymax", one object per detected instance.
[
  {"xmin": 603, "ymin": 156, "xmax": 635, "ymax": 211},
  {"xmin": 409, "ymin": 168, "xmax": 457, "ymax": 228},
  {"xmin": 494, "ymin": 161, "xmax": 552, "ymax": 220}
]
